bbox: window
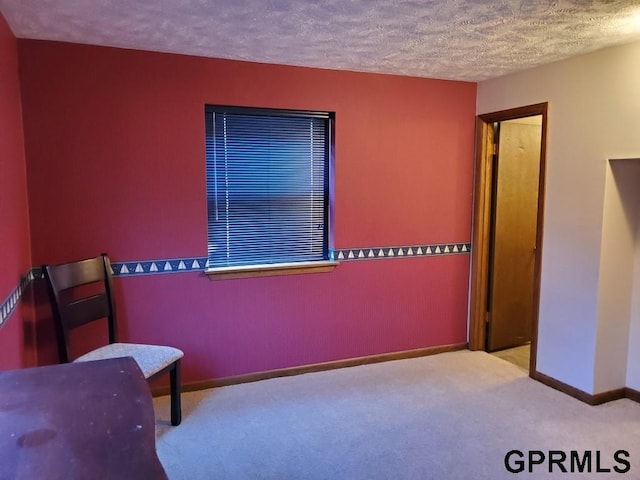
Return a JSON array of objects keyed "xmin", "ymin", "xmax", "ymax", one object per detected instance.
[{"xmin": 204, "ymin": 105, "xmax": 336, "ymax": 278}]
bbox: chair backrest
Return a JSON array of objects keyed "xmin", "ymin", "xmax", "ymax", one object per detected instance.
[{"xmin": 43, "ymin": 254, "xmax": 118, "ymax": 363}]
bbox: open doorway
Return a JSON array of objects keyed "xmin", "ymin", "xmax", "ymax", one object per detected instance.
[{"xmin": 468, "ymin": 103, "xmax": 548, "ymax": 376}]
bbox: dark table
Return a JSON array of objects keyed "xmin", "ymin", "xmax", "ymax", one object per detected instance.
[{"xmin": 0, "ymin": 357, "xmax": 168, "ymax": 479}]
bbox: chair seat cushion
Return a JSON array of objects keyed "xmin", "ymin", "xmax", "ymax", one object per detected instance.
[{"xmin": 74, "ymin": 343, "xmax": 184, "ymax": 378}]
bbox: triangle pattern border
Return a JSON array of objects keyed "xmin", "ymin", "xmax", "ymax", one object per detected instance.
[
  {"xmin": 0, "ymin": 269, "xmax": 35, "ymax": 329},
  {"xmin": 110, "ymin": 257, "xmax": 209, "ymax": 277},
  {"xmin": 1, "ymin": 242, "xmax": 472, "ymax": 327},
  {"xmin": 330, "ymin": 243, "xmax": 472, "ymax": 262}
]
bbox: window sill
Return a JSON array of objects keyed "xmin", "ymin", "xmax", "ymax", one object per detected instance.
[{"xmin": 205, "ymin": 261, "xmax": 339, "ymax": 280}]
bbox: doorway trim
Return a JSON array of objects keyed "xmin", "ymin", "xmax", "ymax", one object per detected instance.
[{"xmin": 468, "ymin": 102, "xmax": 548, "ymax": 375}]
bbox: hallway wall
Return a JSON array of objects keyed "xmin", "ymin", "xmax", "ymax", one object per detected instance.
[{"xmin": 478, "ymin": 40, "xmax": 640, "ymax": 394}]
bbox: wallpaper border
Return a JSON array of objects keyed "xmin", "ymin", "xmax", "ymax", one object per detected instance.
[
  {"xmin": 332, "ymin": 242, "xmax": 470, "ymax": 261},
  {"xmin": 0, "ymin": 270, "xmax": 35, "ymax": 328},
  {"xmin": 109, "ymin": 242, "xmax": 471, "ymax": 277},
  {"xmin": 0, "ymin": 242, "xmax": 472, "ymax": 324}
]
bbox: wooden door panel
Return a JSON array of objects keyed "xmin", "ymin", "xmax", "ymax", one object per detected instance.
[{"xmin": 487, "ymin": 120, "xmax": 541, "ymax": 351}]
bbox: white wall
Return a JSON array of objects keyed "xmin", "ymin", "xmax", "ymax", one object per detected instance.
[
  {"xmin": 477, "ymin": 40, "xmax": 640, "ymax": 394},
  {"xmin": 627, "ymin": 177, "xmax": 640, "ymax": 391},
  {"xmin": 595, "ymin": 160, "xmax": 640, "ymax": 392}
]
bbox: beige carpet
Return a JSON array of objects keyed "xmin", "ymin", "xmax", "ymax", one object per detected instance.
[{"xmin": 154, "ymin": 350, "xmax": 640, "ymax": 479}]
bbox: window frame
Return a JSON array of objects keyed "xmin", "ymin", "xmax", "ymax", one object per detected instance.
[{"xmin": 203, "ymin": 105, "xmax": 338, "ymax": 280}]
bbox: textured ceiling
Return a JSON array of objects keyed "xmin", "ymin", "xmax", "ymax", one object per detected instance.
[{"xmin": 2, "ymin": 0, "xmax": 640, "ymax": 81}]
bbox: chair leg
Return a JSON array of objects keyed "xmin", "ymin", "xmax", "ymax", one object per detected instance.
[{"xmin": 170, "ymin": 359, "xmax": 182, "ymax": 426}]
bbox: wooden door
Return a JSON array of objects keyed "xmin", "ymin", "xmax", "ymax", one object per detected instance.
[{"xmin": 486, "ymin": 119, "xmax": 541, "ymax": 351}]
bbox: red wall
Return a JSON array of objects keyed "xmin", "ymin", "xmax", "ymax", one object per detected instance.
[
  {"xmin": 0, "ymin": 13, "xmax": 33, "ymax": 370},
  {"xmin": 19, "ymin": 40, "xmax": 476, "ymax": 383}
]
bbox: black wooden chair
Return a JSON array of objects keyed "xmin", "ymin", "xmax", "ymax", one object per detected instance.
[{"xmin": 43, "ymin": 253, "xmax": 183, "ymax": 426}]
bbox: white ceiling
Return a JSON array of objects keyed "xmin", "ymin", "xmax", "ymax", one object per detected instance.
[{"xmin": 2, "ymin": 0, "xmax": 640, "ymax": 82}]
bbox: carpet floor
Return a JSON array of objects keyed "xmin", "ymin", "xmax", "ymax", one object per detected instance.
[{"xmin": 154, "ymin": 350, "xmax": 640, "ymax": 479}]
